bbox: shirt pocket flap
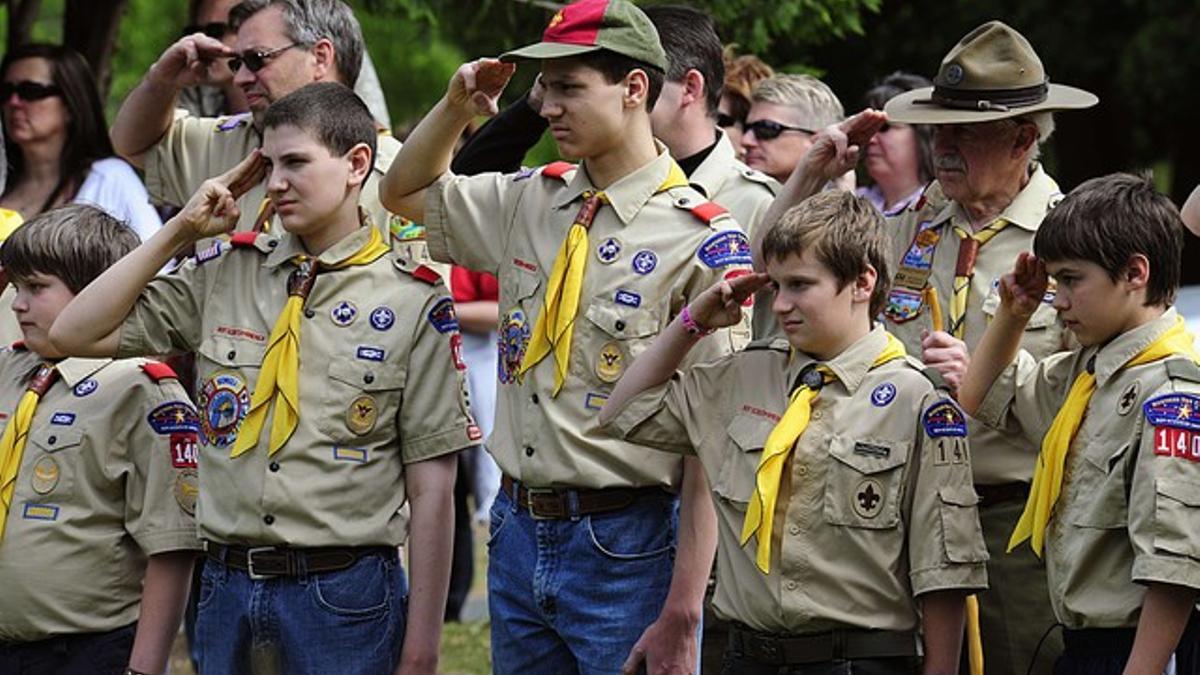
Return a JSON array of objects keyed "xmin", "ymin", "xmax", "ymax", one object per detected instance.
[
  {"xmin": 197, "ymin": 334, "xmax": 267, "ymax": 367},
  {"xmin": 503, "ymin": 264, "xmax": 542, "ymax": 302},
  {"xmin": 1157, "ymin": 478, "xmax": 1200, "ymax": 507},
  {"xmin": 938, "ymin": 485, "xmax": 981, "ymax": 507},
  {"xmin": 715, "ymin": 414, "xmax": 771, "ymax": 506},
  {"xmin": 1082, "ymin": 442, "xmax": 1130, "ymax": 474},
  {"xmin": 585, "ymin": 298, "xmax": 661, "ymax": 340},
  {"xmin": 328, "ymin": 357, "xmax": 406, "ymax": 391},
  {"xmin": 725, "ymin": 413, "xmax": 774, "ymax": 452},
  {"xmin": 31, "ymin": 427, "xmax": 85, "ymax": 453},
  {"xmin": 829, "ymin": 436, "xmax": 909, "ymax": 474}
]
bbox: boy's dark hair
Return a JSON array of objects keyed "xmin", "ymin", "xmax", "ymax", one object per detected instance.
[
  {"xmin": 575, "ymin": 49, "xmax": 665, "ymax": 111},
  {"xmin": 263, "ymin": 82, "xmax": 376, "ymax": 172},
  {"xmin": 1034, "ymin": 172, "xmax": 1183, "ymax": 307},
  {"xmin": 762, "ymin": 190, "xmax": 891, "ymax": 317},
  {"xmin": 643, "ymin": 5, "xmax": 724, "ymax": 116},
  {"xmin": 0, "ymin": 204, "xmax": 140, "ymax": 294}
]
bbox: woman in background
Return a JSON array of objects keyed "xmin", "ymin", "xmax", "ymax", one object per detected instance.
[{"xmin": 857, "ymin": 71, "xmax": 935, "ymax": 215}]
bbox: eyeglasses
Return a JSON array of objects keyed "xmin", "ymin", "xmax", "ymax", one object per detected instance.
[
  {"xmin": 717, "ymin": 112, "xmax": 743, "ymax": 129},
  {"xmin": 0, "ymin": 80, "xmax": 62, "ymax": 102},
  {"xmin": 182, "ymin": 22, "xmax": 230, "ymax": 40},
  {"xmin": 744, "ymin": 119, "xmax": 816, "ymax": 141},
  {"xmin": 228, "ymin": 43, "xmax": 299, "ymax": 74}
]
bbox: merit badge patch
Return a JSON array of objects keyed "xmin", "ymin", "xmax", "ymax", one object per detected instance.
[
  {"xmin": 50, "ymin": 412, "xmax": 75, "ymax": 426},
  {"xmin": 72, "ymin": 378, "xmax": 99, "ymax": 397},
  {"xmin": 170, "ymin": 433, "xmax": 199, "ymax": 468},
  {"xmin": 388, "ymin": 215, "xmax": 425, "ymax": 242},
  {"xmin": 174, "ymin": 469, "xmax": 199, "ymax": 515},
  {"xmin": 356, "ymin": 346, "xmax": 386, "ymax": 362},
  {"xmin": 198, "ymin": 371, "xmax": 250, "ymax": 447},
  {"xmin": 614, "ymin": 289, "xmax": 641, "ymax": 308},
  {"xmin": 595, "ymin": 341, "xmax": 624, "ymax": 383},
  {"xmin": 22, "ymin": 503, "xmax": 59, "ymax": 521},
  {"xmin": 369, "ymin": 306, "xmax": 396, "ymax": 331},
  {"xmin": 596, "ymin": 237, "xmax": 622, "ymax": 264},
  {"xmin": 346, "ymin": 395, "xmax": 378, "ymax": 436},
  {"xmin": 1147, "ymin": 393, "xmax": 1200, "ymax": 461},
  {"xmin": 697, "ymin": 230, "xmax": 752, "ymax": 268},
  {"xmin": 427, "ymin": 298, "xmax": 460, "ymax": 334},
  {"xmin": 631, "ymin": 250, "xmax": 658, "ymax": 275},
  {"xmin": 853, "ymin": 478, "xmax": 885, "ymax": 519},
  {"xmin": 584, "ymin": 392, "xmax": 609, "ymax": 411},
  {"xmin": 30, "ymin": 456, "xmax": 60, "ymax": 494},
  {"xmin": 147, "ymin": 401, "xmax": 201, "ymax": 434},
  {"xmin": 1118, "ymin": 380, "xmax": 1141, "ymax": 416},
  {"xmin": 498, "ymin": 309, "xmax": 530, "ymax": 384},
  {"xmin": 884, "ymin": 288, "xmax": 924, "ymax": 324},
  {"xmin": 330, "ymin": 300, "xmax": 358, "ymax": 326},
  {"xmin": 333, "ymin": 446, "xmax": 368, "ymax": 463},
  {"xmin": 923, "ymin": 400, "xmax": 967, "ymax": 438},
  {"xmin": 870, "ymin": 383, "xmax": 897, "ymax": 407}
]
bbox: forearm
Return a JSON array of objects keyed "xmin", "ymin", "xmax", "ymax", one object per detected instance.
[
  {"xmin": 128, "ymin": 551, "xmax": 196, "ymax": 674},
  {"xmin": 50, "ymin": 218, "xmax": 195, "ymax": 356},
  {"xmin": 397, "ymin": 454, "xmax": 457, "ymax": 673},
  {"xmin": 455, "ymin": 300, "xmax": 499, "ymax": 334},
  {"xmin": 660, "ymin": 458, "xmax": 716, "ymax": 624},
  {"xmin": 1123, "ymin": 583, "xmax": 1197, "ymax": 675},
  {"xmin": 919, "ymin": 590, "xmax": 966, "ymax": 675},
  {"xmin": 958, "ymin": 306, "xmax": 1028, "ymax": 414},
  {"xmin": 600, "ymin": 316, "xmax": 699, "ymax": 426},
  {"xmin": 111, "ymin": 70, "xmax": 180, "ymax": 167},
  {"xmin": 380, "ymin": 97, "xmax": 475, "ymax": 220}
]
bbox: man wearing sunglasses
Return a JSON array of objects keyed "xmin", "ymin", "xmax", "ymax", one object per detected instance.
[
  {"xmin": 741, "ymin": 74, "xmax": 845, "ymax": 185},
  {"xmin": 111, "ymin": 0, "xmax": 406, "ymax": 252}
]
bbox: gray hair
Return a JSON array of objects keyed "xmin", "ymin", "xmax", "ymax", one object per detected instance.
[
  {"xmin": 751, "ymin": 74, "xmax": 844, "ymax": 131},
  {"xmin": 1014, "ymin": 111, "xmax": 1055, "ymax": 162},
  {"xmin": 230, "ymin": 0, "xmax": 364, "ymax": 86}
]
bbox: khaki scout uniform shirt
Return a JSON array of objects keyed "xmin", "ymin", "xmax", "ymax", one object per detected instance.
[
  {"xmin": 0, "ymin": 350, "xmax": 201, "ymax": 642},
  {"xmin": 425, "ymin": 148, "xmax": 753, "ymax": 489},
  {"xmin": 606, "ymin": 327, "xmax": 989, "ymax": 633},
  {"xmin": 117, "ymin": 225, "xmax": 476, "ymax": 547},
  {"xmin": 144, "ymin": 111, "xmax": 429, "ymax": 261},
  {"xmin": 976, "ymin": 309, "xmax": 1200, "ymax": 628},
  {"xmin": 886, "ymin": 166, "xmax": 1070, "ymax": 484}
]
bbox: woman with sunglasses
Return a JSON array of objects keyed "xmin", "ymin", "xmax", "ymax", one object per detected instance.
[
  {"xmin": 1, "ymin": 44, "xmax": 161, "ymax": 239},
  {"xmin": 855, "ymin": 72, "xmax": 935, "ymax": 216}
]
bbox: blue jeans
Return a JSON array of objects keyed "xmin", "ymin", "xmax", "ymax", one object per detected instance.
[
  {"xmin": 195, "ymin": 551, "xmax": 407, "ymax": 675},
  {"xmin": 487, "ymin": 484, "xmax": 679, "ymax": 675}
]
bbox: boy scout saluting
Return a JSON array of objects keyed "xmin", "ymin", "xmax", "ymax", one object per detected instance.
[
  {"xmin": 0, "ymin": 205, "xmax": 200, "ymax": 675},
  {"xmin": 960, "ymin": 174, "xmax": 1200, "ymax": 674},
  {"xmin": 51, "ymin": 84, "xmax": 474, "ymax": 675},
  {"xmin": 381, "ymin": 0, "xmax": 754, "ymax": 671},
  {"xmin": 602, "ymin": 191, "xmax": 988, "ymax": 674}
]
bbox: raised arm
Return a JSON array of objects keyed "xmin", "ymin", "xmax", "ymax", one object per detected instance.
[
  {"xmin": 49, "ymin": 151, "xmax": 265, "ymax": 356},
  {"xmin": 111, "ymin": 33, "xmax": 234, "ymax": 168},
  {"xmin": 451, "ymin": 82, "xmax": 548, "ymax": 176},
  {"xmin": 379, "ymin": 59, "xmax": 515, "ymax": 221}
]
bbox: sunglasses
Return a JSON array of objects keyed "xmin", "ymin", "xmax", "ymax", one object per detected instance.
[
  {"xmin": 228, "ymin": 43, "xmax": 299, "ymax": 74},
  {"xmin": 744, "ymin": 119, "xmax": 816, "ymax": 141},
  {"xmin": 0, "ymin": 80, "xmax": 62, "ymax": 102},
  {"xmin": 717, "ymin": 112, "xmax": 743, "ymax": 129},
  {"xmin": 182, "ymin": 22, "xmax": 230, "ymax": 40}
]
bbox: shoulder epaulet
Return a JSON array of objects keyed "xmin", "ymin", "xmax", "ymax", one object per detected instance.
[
  {"xmin": 689, "ymin": 201, "xmax": 729, "ymax": 224},
  {"xmin": 214, "ymin": 113, "xmax": 252, "ymax": 133},
  {"xmin": 141, "ymin": 360, "xmax": 179, "ymax": 382},
  {"xmin": 738, "ymin": 166, "xmax": 780, "ymax": 195},
  {"xmin": 410, "ymin": 264, "xmax": 441, "ymax": 285},
  {"xmin": 229, "ymin": 232, "xmax": 261, "ymax": 248},
  {"xmin": 744, "ymin": 337, "xmax": 790, "ymax": 352},
  {"xmin": 541, "ymin": 161, "xmax": 576, "ymax": 181},
  {"xmin": 1166, "ymin": 358, "xmax": 1200, "ymax": 384},
  {"xmin": 9, "ymin": 340, "xmax": 25, "ymax": 351},
  {"xmin": 919, "ymin": 366, "xmax": 951, "ymax": 392}
]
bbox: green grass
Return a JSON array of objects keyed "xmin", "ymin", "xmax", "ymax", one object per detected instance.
[{"xmin": 439, "ymin": 621, "xmax": 492, "ymax": 674}]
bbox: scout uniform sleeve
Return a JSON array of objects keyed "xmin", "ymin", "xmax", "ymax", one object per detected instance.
[
  {"xmin": 907, "ymin": 388, "xmax": 989, "ymax": 595},
  {"xmin": 117, "ymin": 256, "xmax": 211, "ymax": 359},
  {"xmin": 423, "ymin": 170, "xmax": 529, "ymax": 275},
  {"xmin": 972, "ymin": 348, "xmax": 1080, "ymax": 448},
  {"xmin": 603, "ymin": 357, "xmax": 730, "ymax": 455},
  {"xmin": 121, "ymin": 369, "xmax": 202, "ymax": 554},
  {"xmin": 397, "ymin": 289, "xmax": 479, "ymax": 463},
  {"xmin": 1127, "ymin": 378, "xmax": 1200, "ymax": 591},
  {"xmin": 143, "ymin": 111, "xmax": 254, "ymax": 208}
]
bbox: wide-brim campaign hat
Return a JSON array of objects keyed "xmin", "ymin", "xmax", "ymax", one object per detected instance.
[
  {"xmin": 886, "ymin": 21, "xmax": 1098, "ymax": 124},
  {"xmin": 500, "ymin": 0, "xmax": 667, "ymax": 71}
]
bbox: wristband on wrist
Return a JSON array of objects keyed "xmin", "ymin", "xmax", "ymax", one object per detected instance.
[{"xmin": 680, "ymin": 305, "xmax": 715, "ymax": 337}]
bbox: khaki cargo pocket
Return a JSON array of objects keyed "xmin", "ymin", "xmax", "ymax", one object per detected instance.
[
  {"xmin": 318, "ymin": 356, "xmax": 407, "ymax": 442},
  {"xmin": 1154, "ymin": 478, "xmax": 1200, "ymax": 559},
  {"xmin": 937, "ymin": 485, "xmax": 988, "ymax": 563},
  {"xmin": 824, "ymin": 436, "xmax": 908, "ymax": 529},
  {"xmin": 713, "ymin": 413, "xmax": 773, "ymax": 511}
]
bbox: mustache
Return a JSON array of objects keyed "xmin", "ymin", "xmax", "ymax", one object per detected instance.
[{"xmin": 934, "ymin": 154, "xmax": 966, "ymax": 172}]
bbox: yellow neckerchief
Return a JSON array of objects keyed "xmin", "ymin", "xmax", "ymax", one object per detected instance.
[
  {"xmin": 948, "ymin": 219, "xmax": 1009, "ymax": 338},
  {"xmin": 519, "ymin": 161, "xmax": 689, "ymax": 395},
  {"xmin": 742, "ymin": 332, "xmax": 907, "ymax": 573},
  {"xmin": 0, "ymin": 363, "xmax": 58, "ymax": 542},
  {"xmin": 0, "ymin": 208, "xmax": 24, "ymax": 241},
  {"xmin": 231, "ymin": 227, "xmax": 390, "ymax": 457},
  {"xmin": 1009, "ymin": 316, "xmax": 1200, "ymax": 556}
]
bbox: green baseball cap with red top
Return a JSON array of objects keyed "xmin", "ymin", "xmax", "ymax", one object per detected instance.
[{"xmin": 500, "ymin": 0, "xmax": 667, "ymax": 71}]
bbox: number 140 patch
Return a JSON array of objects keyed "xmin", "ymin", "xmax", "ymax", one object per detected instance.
[{"xmin": 1145, "ymin": 393, "xmax": 1200, "ymax": 462}]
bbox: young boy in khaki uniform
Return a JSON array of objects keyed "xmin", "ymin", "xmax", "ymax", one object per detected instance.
[
  {"xmin": 51, "ymin": 83, "xmax": 474, "ymax": 675},
  {"xmin": 0, "ymin": 205, "xmax": 200, "ymax": 675},
  {"xmin": 380, "ymin": 1, "xmax": 754, "ymax": 671},
  {"xmin": 960, "ymin": 173, "xmax": 1200, "ymax": 674},
  {"xmin": 601, "ymin": 190, "xmax": 988, "ymax": 673}
]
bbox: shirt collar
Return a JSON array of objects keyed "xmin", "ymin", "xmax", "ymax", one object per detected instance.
[
  {"xmin": 264, "ymin": 212, "xmax": 376, "ymax": 269},
  {"xmin": 1092, "ymin": 308, "xmax": 1179, "ymax": 387},
  {"xmin": 786, "ymin": 325, "xmax": 890, "ymax": 396},
  {"xmin": 686, "ymin": 129, "xmax": 737, "ymax": 199},
  {"xmin": 55, "ymin": 357, "xmax": 112, "ymax": 388},
  {"xmin": 551, "ymin": 141, "xmax": 679, "ymax": 224}
]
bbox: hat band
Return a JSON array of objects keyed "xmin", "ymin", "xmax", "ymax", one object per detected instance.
[{"xmin": 922, "ymin": 81, "xmax": 1048, "ymax": 113}]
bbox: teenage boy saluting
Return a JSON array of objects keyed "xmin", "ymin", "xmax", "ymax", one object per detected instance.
[
  {"xmin": 601, "ymin": 190, "xmax": 988, "ymax": 674},
  {"xmin": 959, "ymin": 173, "xmax": 1200, "ymax": 674},
  {"xmin": 380, "ymin": 0, "xmax": 754, "ymax": 672},
  {"xmin": 0, "ymin": 205, "xmax": 200, "ymax": 675},
  {"xmin": 50, "ymin": 83, "xmax": 475, "ymax": 675}
]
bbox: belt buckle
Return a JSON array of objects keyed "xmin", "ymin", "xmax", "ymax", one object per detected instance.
[
  {"xmin": 524, "ymin": 487, "xmax": 558, "ymax": 520},
  {"xmin": 245, "ymin": 546, "xmax": 278, "ymax": 580}
]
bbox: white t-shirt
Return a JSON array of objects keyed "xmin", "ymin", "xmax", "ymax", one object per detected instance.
[{"xmin": 75, "ymin": 157, "xmax": 162, "ymax": 241}]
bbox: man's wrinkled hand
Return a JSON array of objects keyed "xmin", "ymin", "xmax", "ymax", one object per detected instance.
[
  {"xmin": 798, "ymin": 109, "xmax": 888, "ymax": 183},
  {"xmin": 150, "ymin": 33, "xmax": 235, "ymax": 89},
  {"xmin": 922, "ymin": 330, "xmax": 970, "ymax": 394},
  {"xmin": 621, "ymin": 613, "xmax": 698, "ymax": 675}
]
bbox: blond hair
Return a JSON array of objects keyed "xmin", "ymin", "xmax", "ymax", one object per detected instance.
[{"xmin": 752, "ymin": 74, "xmax": 844, "ymax": 130}]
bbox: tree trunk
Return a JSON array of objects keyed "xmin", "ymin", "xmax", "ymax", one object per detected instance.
[
  {"xmin": 7, "ymin": 0, "xmax": 42, "ymax": 49},
  {"xmin": 62, "ymin": 0, "xmax": 128, "ymax": 99}
]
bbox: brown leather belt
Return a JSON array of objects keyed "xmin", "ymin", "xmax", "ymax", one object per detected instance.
[
  {"xmin": 205, "ymin": 542, "xmax": 397, "ymax": 580},
  {"xmin": 975, "ymin": 481, "xmax": 1030, "ymax": 507},
  {"xmin": 728, "ymin": 622, "xmax": 918, "ymax": 665},
  {"xmin": 500, "ymin": 474, "xmax": 666, "ymax": 519}
]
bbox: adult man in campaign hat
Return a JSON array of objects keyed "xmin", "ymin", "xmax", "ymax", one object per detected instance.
[{"xmin": 759, "ymin": 21, "xmax": 1097, "ymax": 673}]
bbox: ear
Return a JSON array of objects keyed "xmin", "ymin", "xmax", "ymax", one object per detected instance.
[
  {"xmin": 345, "ymin": 142, "xmax": 373, "ymax": 188},
  {"xmin": 1121, "ymin": 253, "xmax": 1151, "ymax": 292},
  {"xmin": 623, "ymin": 68, "xmax": 649, "ymax": 110},
  {"xmin": 679, "ymin": 69, "xmax": 705, "ymax": 108},
  {"xmin": 310, "ymin": 38, "xmax": 337, "ymax": 82},
  {"xmin": 851, "ymin": 264, "xmax": 878, "ymax": 305},
  {"xmin": 1011, "ymin": 121, "xmax": 1038, "ymax": 160}
]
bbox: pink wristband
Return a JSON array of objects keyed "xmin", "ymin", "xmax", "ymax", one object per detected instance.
[{"xmin": 680, "ymin": 305, "xmax": 715, "ymax": 337}]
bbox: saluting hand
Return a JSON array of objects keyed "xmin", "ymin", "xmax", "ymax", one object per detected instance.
[
  {"xmin": 148, "ymin": 33, "xmax": 235, "ymax": 90},
  {"xmin": 447, "ymin": 58, "xmax": 516, "ymax": 117},
  {"xmin": 687, "ymin": 272, "xmax": 770, "ymax": 331},
  {"xmin": 799, "ymin": 108, "xmax": 888, "ymax": 183},
  {"xmin": 999, "ymin": 251, "xmax": 1049, "ymax": 319},
  {"xmin": 174, "ymin": 149, "xmax": 266, "ymax": 240}
]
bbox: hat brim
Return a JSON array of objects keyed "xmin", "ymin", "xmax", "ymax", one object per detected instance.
[
  {"xmin": 500, "ymin": 42, "xmax": 601, "ymax": 63},
  {"xmin": 885, "ymin": 84, "xmax": 1099, "ymax": 124}
]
